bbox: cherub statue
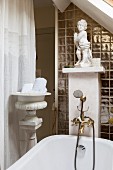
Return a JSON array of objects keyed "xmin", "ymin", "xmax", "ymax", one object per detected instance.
[{"xmin": 74, "ymin": 19, "xmax": 92, "ymax": 67}]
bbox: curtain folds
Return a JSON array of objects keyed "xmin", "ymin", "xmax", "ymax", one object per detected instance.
[{"xmin": 0, "ymin": 0, "xmax": 36, "ymax": 169}]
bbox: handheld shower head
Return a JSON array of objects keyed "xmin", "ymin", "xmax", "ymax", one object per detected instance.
[
  {"xmin": 73, "ymin": 90, "xmax": 86, "ymax": 102},
  {"xmin": 73, "ymin": 90, "xmax": 83, "ymax": 98}
]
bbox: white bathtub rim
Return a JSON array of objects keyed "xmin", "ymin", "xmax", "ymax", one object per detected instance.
[{"xmin": 7, "ymin": 135, "xmax": 113, "ymax": 170}]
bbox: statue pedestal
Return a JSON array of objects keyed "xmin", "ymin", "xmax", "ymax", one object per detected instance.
[
  {"xmin": 62, "ymin": 66, "xmax": 105, "ymax": 137},
  {"xmin": 15, "ymin": 101, "xmax": 47, "ymax": 153},
  {"xmin": 12, "ymin": 92, "xmax": 51, "ymax": 154}
]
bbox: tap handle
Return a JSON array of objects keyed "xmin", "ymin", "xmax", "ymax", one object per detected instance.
[{"xmin": 71, "ymin": 118, "xmax": 80, "ymax": 125}]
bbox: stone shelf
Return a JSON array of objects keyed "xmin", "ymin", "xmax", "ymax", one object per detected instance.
[{"xmin": 62, "ymin": 66, "xmax": 105, "ymax": 73}]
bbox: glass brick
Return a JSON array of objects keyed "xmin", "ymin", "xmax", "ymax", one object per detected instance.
[
  {"xmin": 92, "ymin": 43, "xmax": 101, "ymax": 52},
  {"xmin": 110, "ymin": 134, "xmax": 113, "ymax": 140},
  {"xmin": 58, "ymin": 87, "xmax": 66, "ymax": 95},
  {"xmin": 111, "ymin": 36, "xmax": 113, "ymax": 42},
  {"xmin": 67, "ymin": 61, "xmax": 74, "ymax": 66},
  {"xmin": 101, "ymin": 133, "xmax": 109, "ymax": 139},
  {"xmin": 66, "ymin": 37, "xmax": 74, "ymax": 45},
  {"xmin": 58, "ymin": 21, "xmax": 65, "ymax": 28},
  {"xmin": 101, "ymin": 62, "xmax": 109, "ymax": 70},
  {"xmin": 110, "ymin": 62, "xmax": 113, "ymax": 69},
  {"xmin": 111, "ymin": 43, "xmax": 113, "ymax": 51},
  {"xmin": 101, "ymin": 98, "xmax": 109, "ymax": 106},
  {"xmin": 66, "ymin": 79, "xmax": 68, "ymax": 88},
  {"xmin": 102, "ymin": 28, "xmax": 109, "ymax": 34},
  {"xmin": 101, "ymin": 71, "xmax": 109, "ymax": 79},
  {"xmin": 58, "ymin": 79, "xmax": 65, "ymax": 88},
  {"xmin": 65, "ymin": 3, "xmax": 74, "ymax": 11},
  {"xmin": 92, "ymin": 26, "xmax": 101, "ymax": 34},
  {"xmin": 102, "ymin": 80, "xmax": 109, "ymax": 87},
  {"xmin": 58, "ymin": 120, "xmax": 66, "ymax": 128},
  {"xmin": 58, "ymin": 12, "xmax": 65, "ymax": 20},
  {"xmin": 66, "ymin": 20, "xmax": 74, "ymax": 28},
  {"xmin": 101, "ymin": 89, "xmax": 109, "ymax": 97},
  {"xmin": 58, "ymin": 71, "xmax": 66, "ymax": 79},
  {"xmin": 58, "ymin": 62, "xmax": 66, "ymax": 70},
  {"xmin": 58, "ymin": 38, "xmax": 65, "ymax": 46},
  {"xmin": 110, "ymin": 80, "xmax": 113, "ymax": 88},
  {"xmin": 92, "ymin": 53, "xmax": 100, "ymax": 58},
  {"xmin": 65, "ymin": 10, "xmax": 74, "ymax": 19},
  {"xmin": 101, "ymin": 52, "xmax": 110, "ymax": 60},
  {"xmin": 110, "ymin": 52, "xmax": 113, "ymax": 60},
  {"xmin": 110, "ymin": 126, "xmax": 113, "ymax": 133},
  {"xmin": 58, "ymin": 54, "xmax": 66, "ymax": 62},
  {"xmin": 66, "ymin": 28, "xmax": 74, "ymax": 36},
  {"xmin": 110, "ymin": 71, "xmax": 113, "ymax": 78},
  {"xmin": 93, "ymin": 35, "xmax": 101, "ymax": 43},
  {"xmin": 110, "ymin": 98, "xmax": 113, "ymax": 106},
  {"xmin": 58, "ymin": 29, "xmax": 65, "ymax": 37},
  {"xmin": 67, "ymin": 54, "xmax": 74, "ymax": 62},
  {"xmin": 58, "ymin": 46, "xmax": 65, "ymax": 54},
  {"xmin": 102, "ymin": 35, "xmax": 110, "ymax": 42},
  {"xmin": 67, "ymin": 45, "xmax": 74, "ymax": 53},
  {"xmin": 101, "ymin": 125, "xmax": 109, "ymax": 133},
  {"xmin": 102, "ymin": 43, "xmax": 110, "ymax": 51}
]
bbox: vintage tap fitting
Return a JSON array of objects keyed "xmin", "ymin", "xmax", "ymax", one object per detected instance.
[{"xmin": 71, "ymin": 115, "xmax": 94, "ymax": 134}]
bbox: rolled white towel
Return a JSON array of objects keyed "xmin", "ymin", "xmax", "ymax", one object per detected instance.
[{"xmin": 32, "ymin": 77, "xmax": 47, "ymax": 94}]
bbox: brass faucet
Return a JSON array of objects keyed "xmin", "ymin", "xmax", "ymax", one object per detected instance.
[
  {"xmin": 72, "ymin": 92, "xmax": 94, "ymax": 134},
  {"xmin": 72, "ymin": 114, "xmax": 94, "ymax": 134}
]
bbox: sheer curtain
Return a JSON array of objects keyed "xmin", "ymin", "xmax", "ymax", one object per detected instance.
[{"xmin": 0, "ymin": 0, "xmax": 36, "ymax": 169}]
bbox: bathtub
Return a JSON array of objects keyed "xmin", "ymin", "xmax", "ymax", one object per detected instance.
[{"xmin": 7, "ymin": 135, "xmax": 113, "ymax": 170}]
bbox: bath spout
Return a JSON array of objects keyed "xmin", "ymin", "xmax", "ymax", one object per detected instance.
[{"xmin": 71, "ymin": 115, "xmax": 94, "ymax": 134}]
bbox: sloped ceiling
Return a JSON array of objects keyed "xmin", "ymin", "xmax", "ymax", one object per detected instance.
[
  {"xmin": 103, "ymin": 0, "xmax": 113, "ymax": 7},
  {"xmin": 70, "ymin": 0, "xmax": 113, "ymax": 34},
  {"xmin": 52, "ymin": 0, "xmax": 113, "ymax": 34}
]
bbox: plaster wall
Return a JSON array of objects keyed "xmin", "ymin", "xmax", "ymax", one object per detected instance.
[
  {"xmin": 34, "ymin": 5, "xmax": 55, "ymax": 140},
  {"xmin": 34, "ymin": 6, "xmax": 55, "ymax": 29}
]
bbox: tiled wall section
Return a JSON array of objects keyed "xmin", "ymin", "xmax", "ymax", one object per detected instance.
[{"xmin": 58, "ymin": 3, "xmax": 113, "ymax": 140}]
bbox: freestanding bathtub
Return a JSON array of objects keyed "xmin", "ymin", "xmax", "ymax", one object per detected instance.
[{"xmin": 7, "ymin": 135, "xmax": 113, "ymax": 170}]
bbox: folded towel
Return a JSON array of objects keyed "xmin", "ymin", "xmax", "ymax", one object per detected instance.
[
  {"xmin": 32, "ymin": 77, "xmax": 47, "ymax": 94},
  {"xmin": 21, "ymin": 83, "xmax": 33, "ymax": 93}
]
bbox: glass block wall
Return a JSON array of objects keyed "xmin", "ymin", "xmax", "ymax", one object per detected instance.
[{"xmin": 57, "ymin": 3, "xmax": 113, "ymax": 140}]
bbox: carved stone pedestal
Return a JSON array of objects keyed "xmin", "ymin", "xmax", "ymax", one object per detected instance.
[
  {"xmin": 15, "ymin": 101, "xmax": 47, "ymax": 152},
  {"xmin": 12, "ymin": 92, "xmax": 51, "ymax": 154},
  {"xmin": 19, "ymin": 124, "xmax": 42, "ymax": 152}
]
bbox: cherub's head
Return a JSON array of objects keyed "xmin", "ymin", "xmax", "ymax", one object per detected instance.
[{"xmin": 77, "ymin": 19, "xmax": 87, "ymax": 31}]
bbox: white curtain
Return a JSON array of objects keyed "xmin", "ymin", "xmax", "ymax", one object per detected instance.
[{"xmin": 0, "ymin": 0, "xmax": 36, "ymax": 169}]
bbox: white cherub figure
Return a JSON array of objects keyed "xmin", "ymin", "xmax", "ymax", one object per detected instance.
[{"xmin": 74, "ymin": 19, "xmax": 92, "ymax": 67}]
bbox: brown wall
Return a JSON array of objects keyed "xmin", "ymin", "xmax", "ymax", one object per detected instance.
[{"xmin": 34, "ymin": 5, "xmax": 55, "ymax": 140}]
